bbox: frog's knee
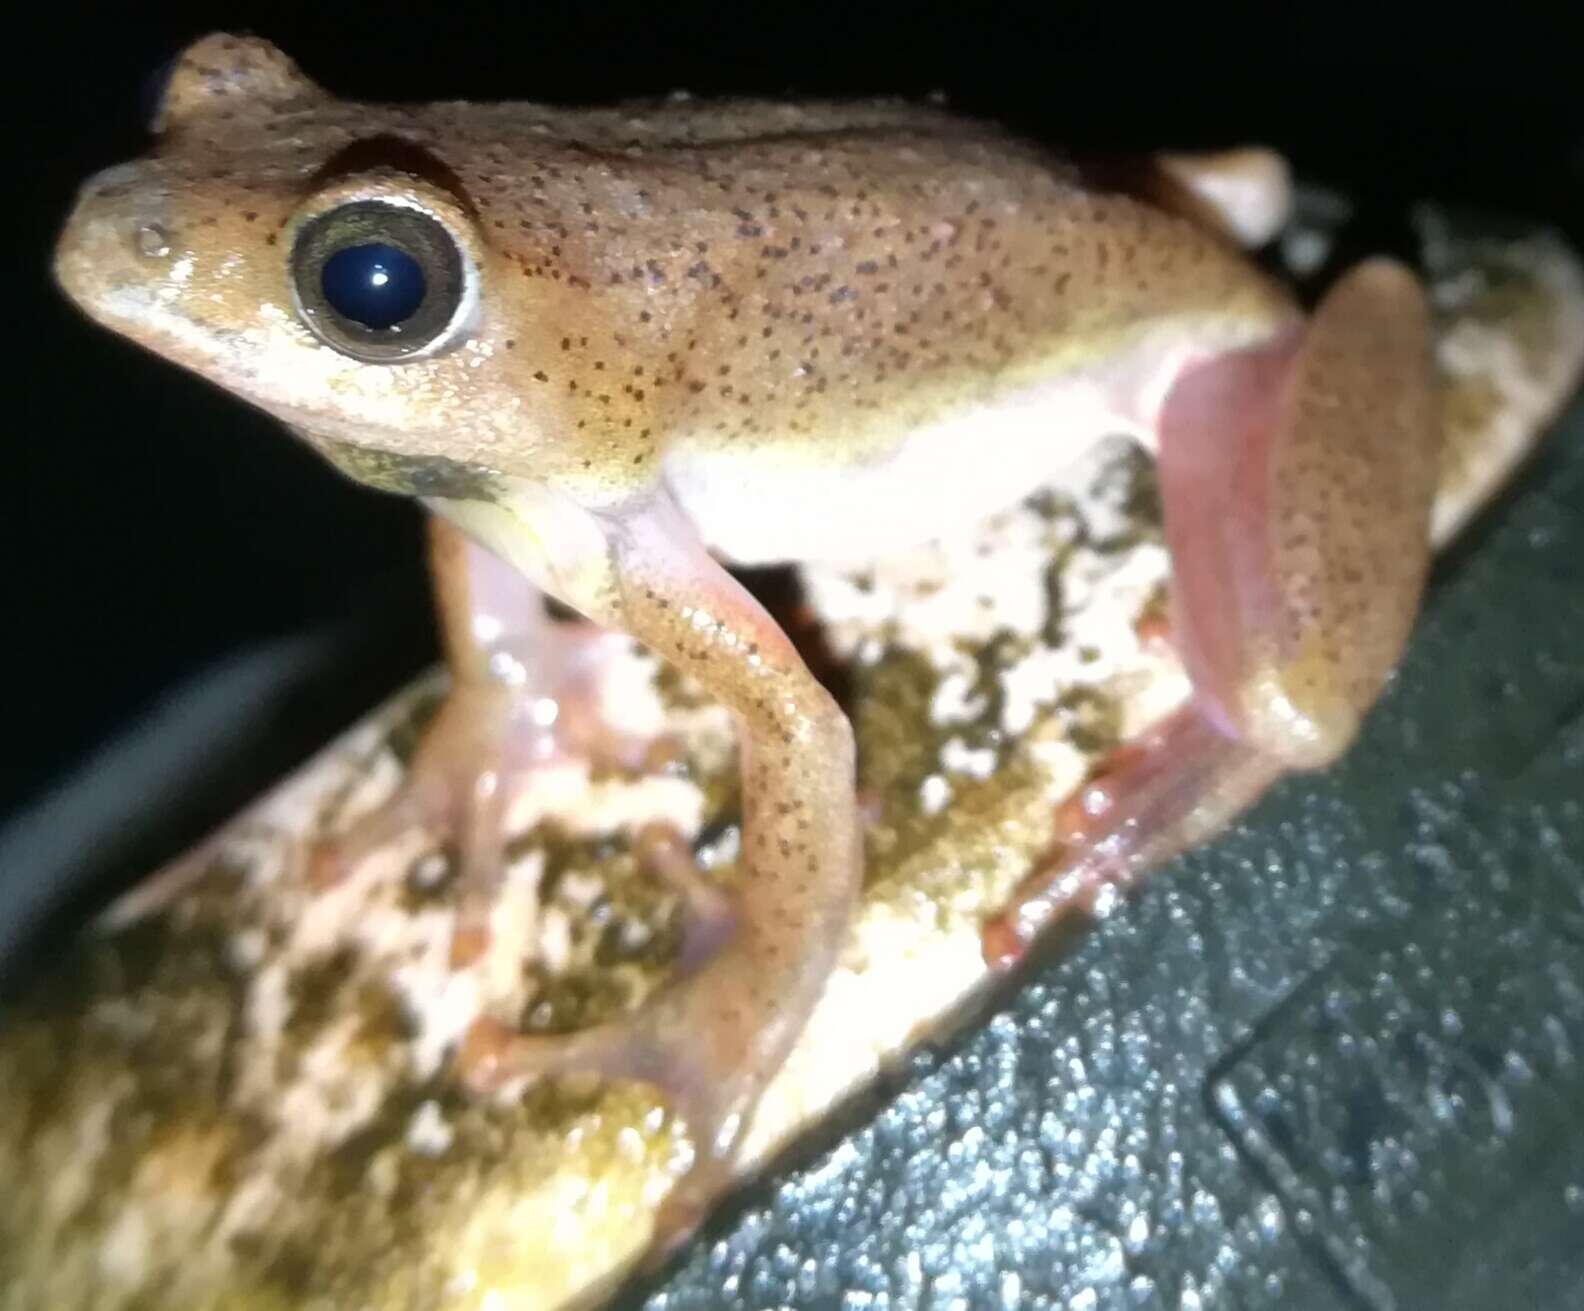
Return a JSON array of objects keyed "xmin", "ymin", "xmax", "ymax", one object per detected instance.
[{"xmin": 1156, "ymin": 147, "xmax": 1293, "ymax": 248}]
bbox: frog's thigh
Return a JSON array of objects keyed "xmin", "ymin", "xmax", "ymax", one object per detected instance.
[
  {"xmin": 1159, "ymin": 257, "xmax": 1438, "ymax": 766},
  {"xmin": 984, "ymin": 260, "xmax": 1437, "ymax": 965}
]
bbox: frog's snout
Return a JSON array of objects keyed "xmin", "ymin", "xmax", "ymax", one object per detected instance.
[{"xmin": 54, "ymin": 162, "xmax": 175, "ymax": 322}]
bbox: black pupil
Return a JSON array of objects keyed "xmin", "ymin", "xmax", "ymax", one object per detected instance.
[{"xmin": 320, "ymin": 242, "xmax": 426, "ymax": 330}]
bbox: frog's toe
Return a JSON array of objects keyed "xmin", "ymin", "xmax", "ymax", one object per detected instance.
[
  {"xmin": 457, "ymin": 823, "xmax": 742, "ymax": 1101},
  {"xmin": 645, "ymin": 1157, "xmax": 736, "ymax": 1267},
  {"xmin": 456, "ymin": 1014, "xmax": 619, "ymax": 1090},
  {"xmin": 982, "ymin": 702, "xmax": 1280, "ymax": 970},
  {"xmin": 308, "ymin": 771, "xmax": 448, "ymax": 891},
  {"xmin": 632, "ymin": 820, "xmax": 739, "ymax": 967}
]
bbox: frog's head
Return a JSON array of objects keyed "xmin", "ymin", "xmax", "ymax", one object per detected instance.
[{"xmin": 55, "ymin": 34, "xmax": 572, "ymax": 492}]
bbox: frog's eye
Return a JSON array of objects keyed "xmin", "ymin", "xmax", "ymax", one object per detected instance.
[{"xmin": 289, "ymin": 199, "xmax": 471, "ymax": 362}]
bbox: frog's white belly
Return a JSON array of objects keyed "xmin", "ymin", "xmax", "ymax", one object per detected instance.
[{"xmin": 665, "ymin": 348, "xmax": 1192, "ymax": 568}]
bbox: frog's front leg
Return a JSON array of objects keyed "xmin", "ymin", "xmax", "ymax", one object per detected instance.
[
  {"xmin": 986, "ymin": 259, "xmax": 1438, "ymax": 966},
  {"xmin": 456, "ymin": 489, "xmax": 861, "ymax": 1258},
  {"xmin": 311, "ymin": 516, "xmax": 664, "ymax": 965}
]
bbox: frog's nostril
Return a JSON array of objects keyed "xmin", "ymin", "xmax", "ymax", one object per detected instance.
[{"xmin": 134, "ymin": 222, "xmax": 172, "ymax": 260}]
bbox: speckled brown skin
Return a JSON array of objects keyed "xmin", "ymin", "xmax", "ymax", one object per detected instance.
[
  {"xmin": 54, "ymin": 33, "xmax": 1441, "ymax": 1259},
  {"xmin": 53, "ymin": 36, "xmax": 1295, "ymax": 505},
  {"xmin": 1206, "ymin": 261, "xmax": 1438, "ymax": 763}
]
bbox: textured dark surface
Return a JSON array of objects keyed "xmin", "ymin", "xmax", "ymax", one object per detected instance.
[{"xmin": 625, "ymin": 403, "xmax": 1584, "ymax": 1309}]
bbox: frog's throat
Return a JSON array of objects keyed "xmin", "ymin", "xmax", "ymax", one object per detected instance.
[{"xmin": 308, "ymin": 432, "xmax": 504, "ymax": 501}]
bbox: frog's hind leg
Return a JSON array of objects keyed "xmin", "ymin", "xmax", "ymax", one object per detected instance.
[
  {"xmin": 982, "ymin": 706, "xmax": 1277, "ymax": 968},
  {"xmin": 985, "ymin": 259, "xmax": 1439, "ymax": 966},
  {"xmin": 310, "ymin": 516, "xmax": 665, "ymax": 966}
]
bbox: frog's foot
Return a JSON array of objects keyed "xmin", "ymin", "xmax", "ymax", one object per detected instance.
[
  {"xmin": 1089, "ymin": 148, "xmax": 1293, "ymax": 250},
  {"xmin": 459, "ymin": 817, "xmax": 743, "ymax": 1256},
  {"xmin": 311, "ymin": 621, "xmax": 674, "ymax": 966},
  {"xmin": 982, "ymin": 703, "xmax": 1279, "ymax": 968},
  {"xmin": 459, "ymin": 849, "xmax": 755, "ymax": 1260},
  {"xmin": 462, "ymin": 998, "xmax": 750, "ymax": 1257}
]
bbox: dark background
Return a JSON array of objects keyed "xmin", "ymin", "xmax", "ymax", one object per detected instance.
[{"xmin": 7, "ymin": 6, "xmax": 1584, "ymax": 1307}]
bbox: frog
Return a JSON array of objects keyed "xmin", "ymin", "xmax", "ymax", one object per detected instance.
[{"xmin": 53, "ymin": 33, "xmax": 1437, "ymax": 1256}]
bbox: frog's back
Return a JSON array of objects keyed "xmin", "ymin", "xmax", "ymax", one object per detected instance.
[
  {"xmin": 404, "ymin": 99, "xmax": 1286, "ymax": 441},
  {"xmin": 442, "ymin": 94, "xmax": 986, "ymax": 149}
]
